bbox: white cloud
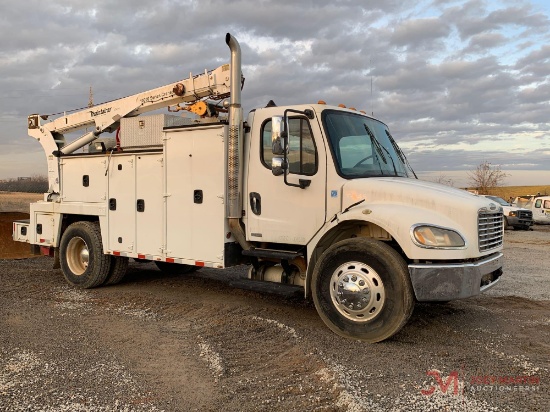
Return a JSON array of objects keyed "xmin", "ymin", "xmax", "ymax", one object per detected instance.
[{"xmin": 0, "ymin": 0, "xmax": 548, "ymax": 181}]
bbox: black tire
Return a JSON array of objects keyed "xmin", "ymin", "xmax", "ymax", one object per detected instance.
[
  {"xmin": 154, "ymin": 261, "xmax": 200, "ymax": 275},
  {"xmin": 504, "ymin": 217, "xmax": 510, "ymax": 230},
  {"xmin": 59, "ymin": 221, "xmax": 110, "ymax": 289},
  {"xmin": 104, "ymin": 256, "xmax": 129, "ymax": 286},
  {"xmin": 311, "ymin": 238, "xmax": 414, "ymax": 343}
]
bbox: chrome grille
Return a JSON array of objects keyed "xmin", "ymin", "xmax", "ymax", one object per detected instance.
[
  {"xmin": 517, "ymin": 210, "xmax": 532, "ymax": 220},
  {"xmin": 478, "ymin": 211, "xmax": 504, "ymax": 251}
]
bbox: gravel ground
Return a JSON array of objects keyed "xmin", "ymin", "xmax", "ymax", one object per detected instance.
[{"xmin": 0, "ymin": 226, "xmax": 548, "ymax": 411}]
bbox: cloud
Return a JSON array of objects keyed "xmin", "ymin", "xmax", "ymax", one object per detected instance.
[{"xmin": 0, "ymin": 0, "xmax": 548, "ymax": 182}]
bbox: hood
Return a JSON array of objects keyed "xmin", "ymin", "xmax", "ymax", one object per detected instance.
[{"xmin": 342, "ymin": 177, "xmax": 500, "ymax": 218}]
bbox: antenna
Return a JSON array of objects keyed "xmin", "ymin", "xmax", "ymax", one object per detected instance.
[
  {"xmin": 88, "ymin": 86, "xmax": 94, "ymax": 108},
  {"xmin": 369, "ymin": 58, "xmax": 374, "ymax": 116},
  {"xmin": 371, "ymin": 75, "xmax": 373, "ymax": 116}
]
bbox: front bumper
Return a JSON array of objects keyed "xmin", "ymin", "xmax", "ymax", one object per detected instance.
[
  {"xmin": 507, "ymin": 216, "xmax": 533, "ymax": 227},
  {"xmin": 408, "ymin": 252, "xmax": 503, "ymax": 302}
]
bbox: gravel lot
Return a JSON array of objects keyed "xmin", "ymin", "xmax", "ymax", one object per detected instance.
[{"xmin": 0, "ymin": 223, "xmax": 548, "ymax": 411}]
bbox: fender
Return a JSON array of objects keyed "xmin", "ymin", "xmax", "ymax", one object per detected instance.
[{"xmin": 304, "ymin": 202, "xmax": 477, "ymax": 298}]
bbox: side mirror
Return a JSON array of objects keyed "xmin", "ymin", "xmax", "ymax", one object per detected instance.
[
  {"xmin": 272, "ymin": 156, "xmax": 285, "ymax": 176},
  {"xmin": 271, "ymin": 116, "xmax": 285, "ymax": 155}
]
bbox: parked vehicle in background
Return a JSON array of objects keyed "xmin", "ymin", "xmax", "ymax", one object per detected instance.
[
  {"xmin": 481, "ymin": 195, "xmax": 533, "ymax": 230},
  {"xmin": 512, "ymin": 195, "xmax": 550, "ymax": 224}
]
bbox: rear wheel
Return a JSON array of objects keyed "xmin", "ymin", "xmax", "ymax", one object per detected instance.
[
  {"xmin": 104, "ymin": 256, "xmax": 129, "ymax": 286},
  {"xmin": 312, "ymin": 237, "xmax": 414, "ymax": 343},
  {"xmin": 59, "ymin": 221, "xmax": 110, "ymax": 289},
  {"xmin": 154, "ymin": 261, "xmax": 200, "ymax": 275}
]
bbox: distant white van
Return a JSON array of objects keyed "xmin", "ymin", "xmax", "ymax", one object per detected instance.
[{"xmin": 512, "ymin": 195, "xmax": 550, "ymax": 224}]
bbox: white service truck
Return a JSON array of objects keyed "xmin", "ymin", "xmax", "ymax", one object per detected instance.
[
  {"xmin": 513, "ymin": 194, "xmax": 550, "ymax": 224},
  {"xmin": 13, "ymin": 34, "xmax": 504, "ymax": 342}
]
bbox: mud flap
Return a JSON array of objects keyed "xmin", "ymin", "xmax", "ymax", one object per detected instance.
[{"xmin": 53, "ymin": 248, "xmax": 60, "ymax": 269}]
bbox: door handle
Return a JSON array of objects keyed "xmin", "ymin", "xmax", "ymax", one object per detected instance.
[{"xmin": 250, "ymin": 192, "xmax": 261, "ymax": 215}]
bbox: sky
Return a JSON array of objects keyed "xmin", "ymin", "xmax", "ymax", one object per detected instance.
[{"xmin": 0, "ymin": 0, "xmax": 548, "ymax": 187}]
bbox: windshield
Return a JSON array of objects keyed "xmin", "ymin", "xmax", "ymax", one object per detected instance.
[
  {"xmin": 486, "ymin": 196, "xmax": 510, "ymax": 206},
  {"xmin": 514, "ymin": 196, "xmax": 532, "ymax": 208},
  {"xmin": 322, "ymin": 110, "xmax": 413, "ymax": 178}
]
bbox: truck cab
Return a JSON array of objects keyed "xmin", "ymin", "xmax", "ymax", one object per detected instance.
[{"xmin": 244, "ymin": 105, "xmax": 503, "ymax": 304}]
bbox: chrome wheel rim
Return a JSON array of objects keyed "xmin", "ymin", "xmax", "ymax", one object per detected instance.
[
  {"xmin": 330, "ymin": 261, "xmax": 385, "ymax": 322},
  {"xmin": 66, "ymin": 236, "xmax": 89, "ymax": 276}
]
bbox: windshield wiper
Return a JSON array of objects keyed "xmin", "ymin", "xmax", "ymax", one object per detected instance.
[
  {"xmin": 364, "ymin": 124, "xmax": 386, "ymax": 164},
  {"xmin": 385, "ymin": 130, "xmax": 418, "ymax": 179},
  {"xmin": 364, "ymin": 124, "xmax": 398, "ymax": 176}
]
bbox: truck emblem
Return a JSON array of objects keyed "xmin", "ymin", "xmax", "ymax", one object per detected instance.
[{"xmin": 489, "ymin": 203, "xmax": 496, "ymax": 211}]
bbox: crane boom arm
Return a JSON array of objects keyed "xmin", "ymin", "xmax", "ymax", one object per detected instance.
[
  {"xmin": 29, "ymin": 64, "xmax": 231, "ymax": 136},
  {"xmin": 27, "ymin": 63, "xmax": 232, "ymax": 193}
]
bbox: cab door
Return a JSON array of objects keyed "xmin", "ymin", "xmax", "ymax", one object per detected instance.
[
  {"xmin": 245, "ymin": 106, "xmax": 327, "ymax": 245},
  {"xmin": 534, "ymin": 198, "xmax": 550, "ymax": 223}
]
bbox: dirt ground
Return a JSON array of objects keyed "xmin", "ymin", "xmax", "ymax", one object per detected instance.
[
  {"xmin": 0, "ymin": 192, "xmax": 42, "ymax": 214},
  {"xmin": 0, "ymin": 210, "xmax": 548, "ymax": 411},
  {"xmin": 0, "ymin": 192, "xmax": 42, "ymax": 259}
]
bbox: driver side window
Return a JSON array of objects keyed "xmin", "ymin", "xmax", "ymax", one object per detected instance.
[{"xmin": 261, "ymin": 117, "xmax": 318, "ymax": 175}]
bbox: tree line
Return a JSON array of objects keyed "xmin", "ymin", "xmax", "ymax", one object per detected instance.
[{"xmin": 0, "ymin": 175, "xmax": 48, "ymax": 193}]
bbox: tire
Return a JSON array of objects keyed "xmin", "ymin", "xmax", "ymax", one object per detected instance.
[
  {"xmin": 311, "ymin": 238, "xmax": 414, "ymax": 343},
  {"xmin": 503, "ymin": 217, "xmax": 510, "ymax": 230},
  {"xmin": 104, "ymin": 256, "xmax": 129, "ymax": 286},
  {"xmin": 154, "ymin": 261, "xmax": 200, "ymax": 275},
  {"xmin": 59, "ymin": 221, "xmax": 110, "ymax": 289}
]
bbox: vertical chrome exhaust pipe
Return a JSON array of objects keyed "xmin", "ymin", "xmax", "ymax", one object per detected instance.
[
  {"xmin": 225, "ymin": 33, "xmax": 242, "ymax": 219},
  {"xmin": 225, "ymin": 33, "xmax": 251, "ymax": 250}
]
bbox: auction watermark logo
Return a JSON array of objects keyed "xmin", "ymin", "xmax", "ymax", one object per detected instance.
[{"xmin": 421, "ymin": 370, "xmax": 541, "ymax": 396}]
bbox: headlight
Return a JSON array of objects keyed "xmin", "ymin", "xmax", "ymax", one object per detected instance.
[
  {"xmin": 412, "ymin": 225, "xmax": 465, "ymax": 248},
  {"xmin": 508, "ymin": 211, "xmax": 517, "ymax": 217}
]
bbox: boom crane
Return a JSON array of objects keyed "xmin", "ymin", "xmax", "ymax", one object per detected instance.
[{"xmin": 27, "ymin": 64, "xmax": 232, "ymax": 193}]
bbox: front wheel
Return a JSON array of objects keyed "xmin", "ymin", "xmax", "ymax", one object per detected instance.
[
  {"xmin": 312, "ymin": 238, "xmax": 414, "ymax": 343},
  {"xmin": 59, "ymin": 221, "xmax": 111, "ymax": 289}
]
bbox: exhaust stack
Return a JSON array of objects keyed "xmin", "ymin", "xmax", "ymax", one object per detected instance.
[{"xmin": 225, "ymin": 33, "xmax": 251, "ymax": 251}]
